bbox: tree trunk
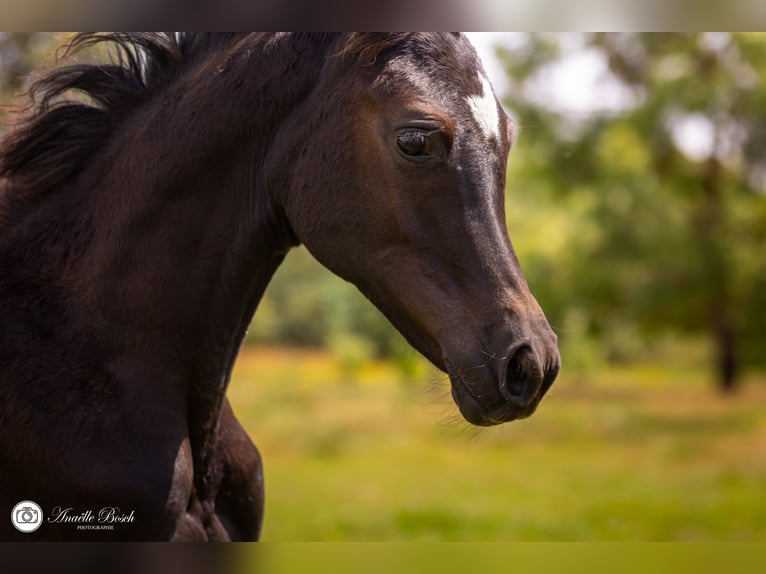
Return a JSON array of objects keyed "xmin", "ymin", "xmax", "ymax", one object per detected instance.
[
  {"xmin": 712, "ymin": 300, "xmax": 738, "ymax": 393},
  {"xmin": 699, "ymin": 155, "xmax": 739, "ymax": 393}
]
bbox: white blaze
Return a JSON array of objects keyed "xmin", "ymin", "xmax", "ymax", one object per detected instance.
[{"xmin": 466, "ymin": 74, "xmax": 501, "ymax": 140}]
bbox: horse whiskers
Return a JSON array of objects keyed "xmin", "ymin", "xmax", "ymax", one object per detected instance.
[
  {"xmin": 466, "ymin": 349, "xmax": 510, "ymax": 370},
  {"xmin": 434, "ymin": 411, "xmax": 484, "ymax": 441}
]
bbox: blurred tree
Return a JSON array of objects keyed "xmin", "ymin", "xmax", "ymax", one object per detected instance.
[
  {"xmin": 1, "ymin": 33, "xmax": 56, "ymax": 129},
  {"xmin": 499, "ymin": 33, "xmax": 766, "ymax": 391}
]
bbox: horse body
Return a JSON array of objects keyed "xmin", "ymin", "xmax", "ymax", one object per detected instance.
[{"xmin": 0, "ymin": 33, "xmax": 559, "ymax": 541}]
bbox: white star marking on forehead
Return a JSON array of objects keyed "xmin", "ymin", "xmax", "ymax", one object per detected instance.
[{"xmin": 466, "ymin": 74, "xmax": 500, "ymax": 140}]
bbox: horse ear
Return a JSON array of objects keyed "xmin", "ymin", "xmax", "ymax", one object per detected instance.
[{"xmin": 338, "ymin": 33, "xmax": 411, "ymax": 66}]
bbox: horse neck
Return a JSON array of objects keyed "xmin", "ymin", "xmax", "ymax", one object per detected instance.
[{"xmin": 44, "ymin": 35, "xmax": 335, "ymax": 385}]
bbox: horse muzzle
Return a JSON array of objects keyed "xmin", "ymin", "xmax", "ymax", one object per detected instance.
[{"xmin": 445, "ymin": 334, "xmax": 560, "ymax": 426}]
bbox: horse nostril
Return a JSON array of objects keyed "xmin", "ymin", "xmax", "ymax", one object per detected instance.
[{"xmin": 500, "ymin": 345, "xmax": 538, "ymax": 404}]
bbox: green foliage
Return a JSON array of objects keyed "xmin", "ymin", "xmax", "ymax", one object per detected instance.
[{"xmin": 500, "ymin": 33, "xmax": 766, "ymax": 381}]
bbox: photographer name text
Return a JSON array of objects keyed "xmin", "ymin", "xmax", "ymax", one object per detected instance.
[{"xmin": 47, "ymin": 506, "xmax": 135, "ymax": 525}]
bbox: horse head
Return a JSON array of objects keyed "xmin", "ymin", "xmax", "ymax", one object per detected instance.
[{"xmin": 273, "ymin": 33, "xmax": 560, "ymax": 425}]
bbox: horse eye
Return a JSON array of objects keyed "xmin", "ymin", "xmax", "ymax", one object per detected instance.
[{"xmin": 396, "ymin": 131, "xmax": 432, "ymax": 157}]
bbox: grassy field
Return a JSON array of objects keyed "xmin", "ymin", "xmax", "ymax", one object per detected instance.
[{"xmin": 227, "ymin": 347, "xmax": 766, "ymax": 541}]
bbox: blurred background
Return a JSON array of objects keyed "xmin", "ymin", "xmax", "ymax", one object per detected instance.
[{"xmin": 1, "ymin": 33, "xmax": 765, "ymax": 540}]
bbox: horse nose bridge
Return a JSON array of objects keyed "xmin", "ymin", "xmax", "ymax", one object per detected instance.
[{"xmin": 485, "ymin": 278, "xmax": 549, "ymax": 328}]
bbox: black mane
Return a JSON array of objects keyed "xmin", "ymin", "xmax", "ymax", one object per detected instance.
[{"xmin": 0, "ymin": 33, "xmax": 252, "ymax": 213}]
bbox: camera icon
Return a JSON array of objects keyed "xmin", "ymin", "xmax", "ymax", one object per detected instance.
[
  {"xmin": 16, "ymin": 506, "xmax": 38, "ymax": 524},
  {"xmin": 11, "ymin": 500, "xmax": 43, "ymax": 533}
]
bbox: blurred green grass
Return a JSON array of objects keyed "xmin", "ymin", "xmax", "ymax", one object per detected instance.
[{"xmin": 227, "ymin": 347, "xmax": 766, "ymax": 541}]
